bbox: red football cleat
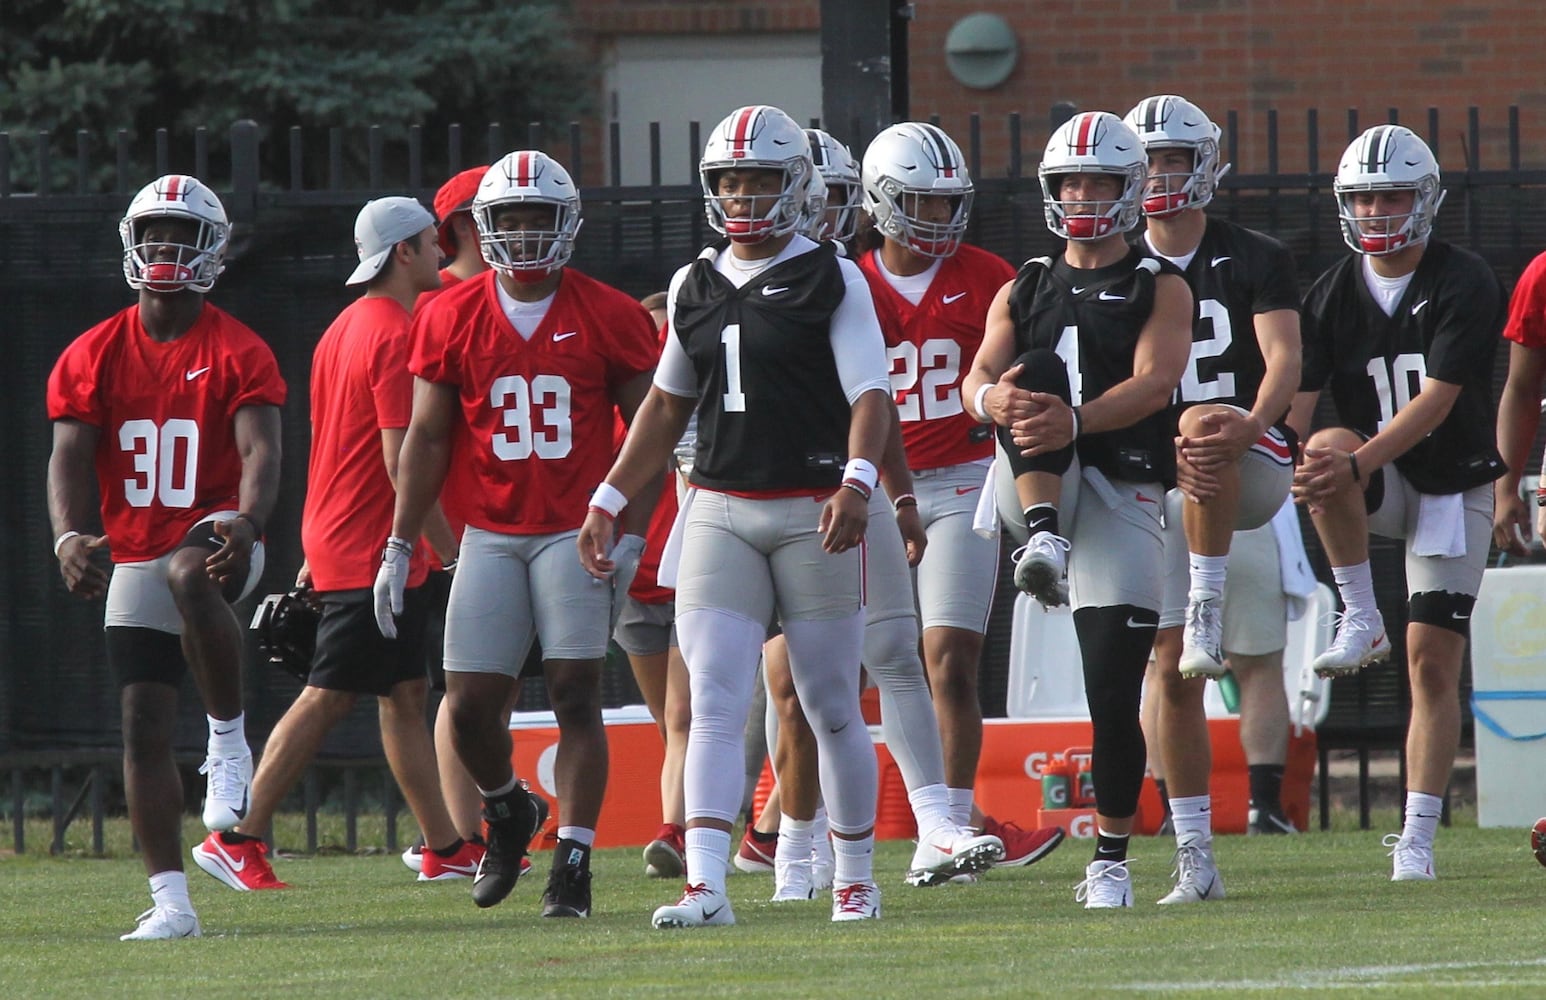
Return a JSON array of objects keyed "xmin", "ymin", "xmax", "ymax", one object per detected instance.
[
  {"xmin": 192, "ymin": 832, "xmax": 289, "ymax": 890},
  {"xmin": 419, "ymin": 839, "xmax": 488, "ymax": 881},
  {"xmin": 981, "ymin": 815, "xmax": 1065, "ymax": 867}
]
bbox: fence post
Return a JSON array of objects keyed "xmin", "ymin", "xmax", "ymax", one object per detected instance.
[{"xmin": 229, "ymin": 120, "xmax": 260, "ymax": 230}]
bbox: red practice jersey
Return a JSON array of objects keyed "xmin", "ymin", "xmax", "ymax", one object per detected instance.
[
  {"xmin": 410, "ymin": 269, "xmax": 658, "ymax": 535},
  {"xmin": 47, "ymin": 303, "xmax": 287, "ymax": 562},
  {"xmin": 1504, "ymin": 249, "xmax": 1546, "ymax": 349},
  {"xmin": 860, "ymin": 244, "xmax": 1015, "ymax": 470},
  {"xmin": 302, "ymin": 296, "xmax": 430, "ymax": 592},
  {"xmin": 413, "ymin": 269, "xmax": 466, "ymax": 315}
]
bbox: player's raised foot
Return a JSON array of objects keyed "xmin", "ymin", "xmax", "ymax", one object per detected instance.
[
  {"xmin": 772, "ymin": 856, "xmax": 817, "ymax": 901},
  {"xmin": 418, "ymin": 838, "xmax": 486, "ymax": 882},
  {"xmin": 981, "ymin": 815, "xmax": 1065, "ymax": 868},
  {"xmin": 734, "ymin": 827, "xmax": 777, "ymax": 873},
  {"xmin": 652, "ymin": 883, "xmax": 735, "ymax": 929},
  {"xmin": 541, "ymin": 841, "xmax": 593, "ymax": 917},
  {"xmin": 401, "ymin": 836, "xmax": 425, "ymax": 873},
  {"xmin": 1248, "ymin": 806, "xmax": 1298, "ymax": 835},
  {"xmin": 643, "ymin": 822, "xmax": 686, "ymax": 879},
  {"xmin": 1384, "ymin": 833, "xmax": 1436, "ymax": 881},
  {"xmin": 1156, "ymin": 832, "xmax": 1224, "ymax": 905},
  {"xmin": 1075, "ymin": 859, "xmax": 1133, "ymax": 909},
  {"xmin": 198, "ymin": 749, "xmax": 253, "ymax": 832},
  {"xmin": 120, "ymin": 905, "xmax": 201, "ymax": 941},
  {"xmin": 905, "ymin": 828, "xmax": 1005, "ymax": 886},
  {"xmin": 831, "ymin": 880, "xmax": 881, "ymax": 922},
  {"xmin": 1178, "ymin": 589, "xmax": 1226, "ymax": 678},
  {"xmin": 192, "ymin": 832, "xmax": 289, "ymax": 891},
  {"xmin": 1312, "ymin": 608, "xmax": 1390, "ymax": 678},
  {"xmin": 472, "ymin": 786, "xmax": 546, "ymax": 909},
  {"xmin": 1012, "ymin": 531, "xmax": 1071, "ymax": 607}
]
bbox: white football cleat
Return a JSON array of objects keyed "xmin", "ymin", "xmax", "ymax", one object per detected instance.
[
  {"xmin": 120, "ymin": 905, "xmax": 201, "ymax": 941},
  {"xmin": 831, "ymin": 881, "xmax": 881, "ymax": 922},
  {"xmin": 1012, "ymin": 531, "xmax": 1070, "ymax": 608},
  {"xmin": 772, "ymin": 858, "xmax": 817, "ymax": 901},
  {"xmin": 1075, "ymin": 859, "xmax": 1133, "ymax": 909},
  {"xmin": 1312, "ymin": 608, "xmax": 1390, "ymax": 678},
  {"xmin": 652, "ymin": 883, "xmax": 735, "ymax": 929},
  {"xmin": 198, "ymin": 749, "xmax": 253, "ymax": 832},
  {"xmin": 905, "ymin": 829, "xmax": 1005, "ymax": 886},
  {"xmin": 1384, "ymin": 833, "xmax": 1436, "ymax": 881},
  {"xmin": 810, "ymin": 834, "xmax": 835, "ymax": 891},
  {"xmin": 1156, "ymin": 832, "xmax": 1225, "ymax": 904},
  {"xmin": 1178, "ymin": 590, "xmax": 1226, "ymax": 679}
]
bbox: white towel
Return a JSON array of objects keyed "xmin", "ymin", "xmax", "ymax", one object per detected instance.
[
  {"xmin": 656, "ymin": 486, "xmax": 696, "ymax": 589},
  {"xmin": 972, "ymin": 459, "xmax": 1001, "ymax": 538},
  {"xmin": 1270, "ymin": 498, "xmax": 1318, "ymax": 622},
  {"xmin": 1412, "ymin": 491, "xmax": 1466, "ymax": 558}
]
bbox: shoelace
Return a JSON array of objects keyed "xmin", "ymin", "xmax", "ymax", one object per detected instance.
[
  {"xmin": 1382, "ymin": 833, "xmax": 1431, "ymax": 861},
  {"xmin": 1323, "ymin": 609, "xmax": 1376, "ymax": 650},
  {"xmin": 1074, "ymin": 859, "xmax": 1131, "ymax": 903},
  {"xmin": 833, "ymin": 882, "xmax": 876, "ymax": 913},
  {"xmin": 198, "ymin": 755, "xmax": 246, "ymax": 800},
  {"xmin": 1170, "ymin": 842, "xmax": 1208, "ymax": 883},
  {"xmin": 1185, "ymin": 599, "xmax": 1223, "ymax": 651}
]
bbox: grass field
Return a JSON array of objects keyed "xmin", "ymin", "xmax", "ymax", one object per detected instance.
[{"xmin": 2, "ymin": 810, "xmax": 1544, "ymax": 998}]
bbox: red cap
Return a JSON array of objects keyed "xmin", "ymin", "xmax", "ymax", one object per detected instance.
[{"xmin": 433, "ymin": 165, "xmax": 489, "ymax": 256}]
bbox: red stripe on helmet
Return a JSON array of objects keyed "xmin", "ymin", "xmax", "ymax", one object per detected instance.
[
  {"xmin": 165, "ymin": 176, "xmax": 182, "ymax": 201},
  {"xmin": 731, "ymin": 107, "xmax": 758, "ymax": 155},
  {"xmin": 516, "ymin": 152, "xmax": 532, "ymax": 188},
  {"xmin": 1074, "ymin": 114, "xmax": 1098, "ymax": 156}
]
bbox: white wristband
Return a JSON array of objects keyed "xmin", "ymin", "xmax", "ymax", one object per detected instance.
[
  {"xmin": 842, "ymin": 458, "xmax": 879, "ymax": 492},
  {"xmin": 53, "ymin": 530, "xmax": 82, "ymax": 557},
  {"xmin": 590, "ymin": 482, "xmax": 628, "ymax": 518},
  {"xmin": 972, "ymin": 383, "xmax": 993, "ymax": 423}
]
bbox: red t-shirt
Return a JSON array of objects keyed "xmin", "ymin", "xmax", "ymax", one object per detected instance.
[
  {"xmin": 859, "ymin": 243, "xmax": 1015, "ymax": 469},
  {"xmin": 413, "ymin": 269, "xmax": 466, "ymax": 315},
  {"xmin": 1504, "ymin": 249, "xmax": 1546, "ymax": 349},
  {"xmin": 302, "ymin": 296, "xmax": 430, "ymax": 592},
  {"xmin": 46, "ymin": 303, "xmax": 287, "ymax": 562},
  {"xmin": 410, "ymin": 269, "xmax": 659, "ymax": 534},
  {"xmin": 628, "ymin": 319, "xmax": 678, "ymax": 605}
]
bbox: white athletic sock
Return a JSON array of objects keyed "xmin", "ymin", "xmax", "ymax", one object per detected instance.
[
  {"xmin": 1331, "ymin": 562, "xmax": 1378, "ymax": 618},
  {"xmin": 1169, "ymin": 794, "xmax": 1213, "ymax": 843},
  {"xmin": 476, "ymin": 775, "xmax": 518, "ymax": 798},
  {"xmin": 206, "ymin": 713, "xmax": 246, "ymax": 755},
  {"xmin": 556, "ymin": 826, "xmax": 594, "ymax": 848},
  {"xmin": 832, "ymin": 833, "xmax": 875, "ymax": 886},
  {"xmin": 684, "ymin": 827, "xmax": 732, "ymax": 893},
  {"xmin": 148, "ymin": 870, "xmax": 193, "ymax": 913},
  {"xmin": 947, "ymin": 787, "xmax": 974, "ymax": 828},
  {"xmin": 1402, "ymin": 791, "xmax": 1443, "ymax": 846},
  {"xmin": 777, "ymin": 816, "xmax": 813, "ymax": 863},
  {"xmin": 1187, "ymin": 553, "xmax": 1228, "ymax": 597},
  {"xmin": 907, "ymin": 783, "xmax": 955, "ymax": 842}
]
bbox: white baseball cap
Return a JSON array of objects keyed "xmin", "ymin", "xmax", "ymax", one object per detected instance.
[{"xmin": 346, "ymin": 196, "xmax": 436, "ymax": 285}]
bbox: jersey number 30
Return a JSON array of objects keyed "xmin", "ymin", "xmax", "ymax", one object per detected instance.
[{"xmin": 120, "ymin": 418, "xmax": 200, "ymax": 508}]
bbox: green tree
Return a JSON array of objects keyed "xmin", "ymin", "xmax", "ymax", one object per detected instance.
[{"xmin": 0, "ymin": 0, "xmax": 593, "ymax": 192}]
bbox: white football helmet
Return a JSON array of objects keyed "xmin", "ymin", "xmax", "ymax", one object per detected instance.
[
  {"xmin": 862, "ymin": 122, "xmax": 974, "ymax": 258},
  {"xmin": 119, "ymin": 174, "xmax": 230, "ymax": 293},
  {"xmin": 804, "ymin": 128, "xmax": 862, "ymax": 242},
  {"xmin": 1334, "ymin": 125, "xmax": 1445, "ymax": 256},
  {"xmin": 473, "ymin": 149, "xmax": 583, "ymax": 281},
  {"xmin": 1123, "ymin": 95, "xmax": 1231, "ymax": 217},
  {"xmin": 798, "ymin": 157, "xmax": 830, "ymax": 241},
  {"xmin": 700, "ymin": 105, "xmax": 812, "ymax": 244},
  {"xmin": 1038, "ymin": 112, "xmax": 1147, "ymax": 241}
]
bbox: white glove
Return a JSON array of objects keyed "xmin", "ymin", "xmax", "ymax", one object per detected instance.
[
  {"xmin": 608, "ymin": 533, "xmax": 647, "ymax": 632},
  {"xmin": 373, "ymin": 536, "xmax": 413, "ymax": 639}
]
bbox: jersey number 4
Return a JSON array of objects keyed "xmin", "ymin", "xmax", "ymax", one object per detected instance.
[
  {"xmin": 490, "ymin": 374, "xmax": 573, "ymax": 460},
  {"xmin": 888, "ymin": 339, "xmax": 963, "ymax": 421},
  {"xmin": 119, "ymin": 418, "xmax": 199, "ymax": 508}
]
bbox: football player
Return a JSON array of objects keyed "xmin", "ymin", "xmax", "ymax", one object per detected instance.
[
  {"xmin": 1492, "ymin": 247, "xmax": 1546, "ymax": 555},
  {"xmin": 1123, "ymin": 95, "xmax": 1303, "ymax": 902},
  {"xmin": 1290, "ymin": 125, "xmax": 1506, "ymax": 881},
  {"xmin": 377, "ymin": 150, "xmax": 661, "ymax": 918},
  {"xmin": 193, "ymin": 197, "xmax": 470, "ymax": 891},
  {"xmin": 962, "ymin": 111, "xmax": 1193, "ymax": 908},
  {"xmin": 578, "ymin": 105, "xmax": 893, "ymax": 927},
  {"xmin": 47, "ymin": 175, "xmax": 285, "ymax": 939}
]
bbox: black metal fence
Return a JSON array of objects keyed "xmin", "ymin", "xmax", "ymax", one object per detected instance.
[{"xmin": 4, "ymin": 107, "xmax": 1545, "ymax": 831}]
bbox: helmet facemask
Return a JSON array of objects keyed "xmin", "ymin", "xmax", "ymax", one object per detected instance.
[
  {"xmin": 872, "ymin": 181, "xmax": 973, "ymax": 258},
  {"xmin": 475, "ymin": 199, "xmax": 583, "ymax": 282},
  {"xmin": 703, "ymin": 165, "xmax": 809, "ymax": 245},
  {"xmin": 1040, "ymin": 169, "xmax": 1145, "ymax": 241}
]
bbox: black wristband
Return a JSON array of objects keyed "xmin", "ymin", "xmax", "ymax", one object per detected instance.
[
  {"xmin": 1348, "ymin": 453, "xmax": 1361, "ymax": 484},
  {"xmin": 237, "ymin": 512, "xmax": 264, "ymax": 537}
]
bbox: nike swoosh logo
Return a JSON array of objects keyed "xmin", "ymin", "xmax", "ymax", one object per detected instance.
[
  {"xmin": 1210, "ymin": 256, "xmax": 1232, "ymax": 268},
  {"xmin": 1071, "ymin": 286, "xmax": 1086, "ymax": 294},
  {"xmin": 441, "ymin": 861, "xmax": 479, "ymax": 876},
  {"xmin": 929, "ymin": 843, "xmax": 957, "ymax": 855},
  {"xmin": 185, "ymin": 367, "xmax": 211, "ymax": 381},
  {"xmin": 955, "ymin": 486, "xmax": 979, "ymax": 496},
  {"xmin": 1125, "ymin": 617, "xmax": 1156, "ymax": 629},
  {"xmin": 763, "ymin": 285, "xmax": 789, "ymax": 296},
  {"xmin": 1098, "ymin": 290, "xmax": 1125, "ymax": 301},
  {"xmin": 553, "ymin": 331, "xmax": 578, "ymax": 342},
  {"xmin": 1410, "ymin": 299, "xmax": 1429, "ymax": 316},
  {"xmin": 702, "ymin": 904, "xmax": 725, "ymax": 920},
  {"xmin": 942, "ymin": 292, "xmax": 967, "ymax": 304},
  {"xmin": 828, "ymin": 721, "xmax": 850, "ymax": 735},
  {"xmin": 211, "ymin": 840, "xmax": 246, "ymax": 872},
  {"xmin": 1451, "ymin": 612, "xmax": 1470, "ymax": 620},
  {"xmin": 213, "ymin": 726, "xmax": 237, "ymax": 736},
  {"xmin": 1135, "ymin": 492, "xmax": 1158, "ymax": 504}
]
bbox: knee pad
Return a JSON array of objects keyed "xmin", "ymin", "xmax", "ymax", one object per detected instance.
[
  {"xmin": 999, "ymin": 348, "xmax": 1075, "ymax": 477},
  {"xmin": 106, "ymin": 626, "xmax": 186, "ymax": 688},
  {"xmin": 1410, "ymin": 590, "xmax": 1476, "ymax": 638}
]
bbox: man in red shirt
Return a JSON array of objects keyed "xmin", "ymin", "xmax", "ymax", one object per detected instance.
[
  {"xmin": 377, "ymin": 150, "xmax": 659, "ymax": 918},
  {"xmin": 1493, "ymin": 248, "xmax": 1546, "ymax": 555},
  {"xmin": 192, "ymin": 196, "xmax": 470, "ymax": 891},
  {"xmin": 47, "ymin": 174, "xmax": 285, "ymax": 940}
]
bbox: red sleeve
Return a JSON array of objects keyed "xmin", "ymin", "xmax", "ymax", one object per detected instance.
[
  {"xmin": 46, "ymin": 329, "xmax": 107, "ymax": 425},
  {"xmin": 371, "ymin": 316, "xmax": 415, "ymax": 429},
  {"xmin": 409, "ymin": 300, "xmax": 460, "ymax": 385},
  {"xmin": 1504, "ymin": 251, "xmax": 1546, "ymax": 349},
  {"xmin": 606, "ymin": 298, "xmax": 663, "ymax": 390}
]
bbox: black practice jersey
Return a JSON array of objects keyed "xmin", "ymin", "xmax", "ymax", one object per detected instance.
[
  {"xmin": 673, "ymin": 241, "xmax": 852, "ymax": 492},
  {"xmin": 1151, "ymin": 218, "xmax": 1300, "ymax": 417},
  {"xmin": 1300, "ymin": 240, "xmax": 1505, "ymax": 495},
  {"xmin": 1008, "ymin": 246, "xmax": 1184, "ymax": 484}
]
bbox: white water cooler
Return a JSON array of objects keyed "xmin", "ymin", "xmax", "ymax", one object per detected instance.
[{"xmin": 1469, "ymin": 565, "xmax": 1546, "ymax": 828}]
